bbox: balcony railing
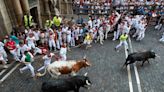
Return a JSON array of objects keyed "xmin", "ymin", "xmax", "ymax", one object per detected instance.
[{"xmin": 72, "ymin": 2, "xmax": 164, "ymax": 15}]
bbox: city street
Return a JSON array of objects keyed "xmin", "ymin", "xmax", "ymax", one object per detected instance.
[{"xmin": 0, "ymin": 26, "xmax": 164, "ymax": 92}]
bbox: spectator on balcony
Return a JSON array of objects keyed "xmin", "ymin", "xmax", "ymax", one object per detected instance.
[{"xmin": 83, "ymin": 0, "xmax": 90, "ymax": 14}]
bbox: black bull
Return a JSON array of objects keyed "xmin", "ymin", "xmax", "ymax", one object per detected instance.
[
  {"xmin": 123, "ymin": 51, "xmax": 157, "ymax": 67},
  {"xmin": 41, "ymin": 75, "xmax": 92, "ymax": 92}
]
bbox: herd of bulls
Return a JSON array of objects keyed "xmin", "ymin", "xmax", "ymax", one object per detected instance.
[{"xmin": 39, "ymin": 50, "xmax": 159, "ymax": 92}]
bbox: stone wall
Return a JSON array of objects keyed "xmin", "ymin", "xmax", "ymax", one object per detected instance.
[{"xmin": 0, "ymin": 0, "xmax": 12, "ymax": 37}]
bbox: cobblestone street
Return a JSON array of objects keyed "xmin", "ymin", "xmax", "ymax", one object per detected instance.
[{"xmin": 0, "ymin": 27, "xmax": 164, "ymax": 92}]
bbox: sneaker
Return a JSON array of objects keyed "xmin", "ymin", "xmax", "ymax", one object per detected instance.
[
  {"xmin": 112, "ymin": 38, "xmax": 116, "ymax": 41},
  {"xmin": 115, "ymin": 48, "xmax": 119, "ymax": 52},
  {"xmin": 19, "ymin": 69, "xmax": 23, "ymax": 74},
  {"xmin": 3, "ymin": 65, "xmax": 8, "ymax": 69},
  {"xmin": 100, "ymin": 42, "xmax": 103, "ymax": 45}
]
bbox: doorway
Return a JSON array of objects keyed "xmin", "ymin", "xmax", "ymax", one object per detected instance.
[{"xmin": 30, "ymin": 7, "xmax": 39, "ymax": 26}]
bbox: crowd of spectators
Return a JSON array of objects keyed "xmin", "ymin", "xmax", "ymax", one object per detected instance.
[{"xmin": 73, "ymin": 0, "xmax": 164, "ymax": 16}]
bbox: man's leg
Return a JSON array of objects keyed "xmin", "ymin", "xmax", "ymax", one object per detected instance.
[
  {"xmin": 136, "ymin": 31, "xmax": 142, "ymax": 40},
  {"xmin": 56, "ymin": 40, "xmax": 60, "ymax": 49},
  {"xmin": 133, "ymin": 29, "xmax": 139, "ymax": 38},
  {"xmin": 52, "ymin": 40, "xmax": 56, "ymax": 51},
  {"xmin": 116, "ymin": 30, "xmax": 120, "ymax": 39},
  {"xmin": 37, "ymin": 66, "xmax": 45, "ymax": 72},
  {"xmin": 27, "ymin": 64, "xmax": 35, "ymax": 77},
  {"xmin": 20, "ymin": 65, "xmax": 28, "ymax": 73},
  {"xmin": 113, "ymin": 31, "xmax": 117, "ymax": 41},
  {"xmin": 49, "ymin": 40, "xmax": 52, "ymax": 51},
  {"xmin": 115, "ymin": 41, "xmax": 123, "ymax": 49}
]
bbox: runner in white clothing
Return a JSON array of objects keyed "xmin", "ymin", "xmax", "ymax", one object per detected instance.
[
  {"xmin": 0, "ymin": 41, "xmax": 8, "ymax": 68},
  {"xmin": 59, "ymin": 43, "xmax": 67, "ymax": 61},
  {"xmin": 26, "ymin": 33, "xmax": 36, "ymax": 50},
  {"xmin": 18, "ymin": 42, "xmax": 30, "ymax": 58},
  {"xmin": 37, "ymin": 52, "xmax": 55, "ymax": 72},
  {"xmin": 48, "ymin": 32, "xmax": 56, "ymax": 51}
]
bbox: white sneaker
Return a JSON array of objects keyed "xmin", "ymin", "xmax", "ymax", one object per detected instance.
[
  {"xmin": 155, "ymin": 25, "xmax": 159, "ymax": 29},
  {"xmin": 19, "ymin": 69, "xmax": 23, "ymax": 74},
  {"xmin": 112, "ymin": 38, "xmax": 116, "ymax": 41},
  {"xmin": 3, "ymin": 65, "xmax": 8, "ymax": 69}
]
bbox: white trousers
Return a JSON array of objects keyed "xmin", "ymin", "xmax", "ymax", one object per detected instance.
[
  {"xmin": 10, "ymin": 49, "xmax": 20, "ymax": 61},
  {"xmin": 59, "ymin": 38, "xmax": 63, "ymax": 47},
  {"xmin": 28, "ymin": 43, "xmax": 35, "ymax": 50},
  {"xmin": 20, "ymin": 63, "xmax": 35, "ymax": 77},
  {"xmin": 56, "ymin": 40, "xmax": 60, "ymax": 49},
  {"xmin": 49, "ymin": 39, "xmax": 56, "ymax": 50},
  {"xmin": 37, "ymin": 60, "xmax": 51, "ymax": 72},
  {"xmin": 133, "ymin": 29, "xmax": 140, "ymax": 38},
  {"xmin": 137, "ymin": 31, "xmax": 145, "ymax": 41},
  {"xmin": 159, "ymin": 37, "xmax": 164, "ymax": 42},
  {"xmin": 97, "ymin": 33, "xmax": 104, "ymax": 44},
  {"xmin": 105, "ymin": 27, "xmax": 110, "ymax": 39},
  {"xmin": 116, "ymin": 30, "xmax": 123, "ymax": 40},
  {"xmin": 116, "ymin": 40, "xmax": 128, "ymax": 49},
  {"xmin": 60, "ymin": 54, "xmax": 66, "ymax": 61},
  {"xmin": 0, "ymin": 49, "xmax": 7, "ymax": 61},
  {"xmin": 71, "ymin": 37, "xmax": 75, "ymax": 46},
  {"xmin": 33, "ymin": 48, "xmax": 42, "ymax": 56},
  {"xmin": 83, "ymin": 40, "xmax": 91, "ymax": 45},
  {"xmin": 93, "ymin": 32, "xmax": 97, "ymax": 40},
  {"xmin": 67, "ymin": 36, "xmax": 71, "ymax": 44},
  {"xmin": 113, "ymin": 31, "xmax": 117, "ymax": 40}
]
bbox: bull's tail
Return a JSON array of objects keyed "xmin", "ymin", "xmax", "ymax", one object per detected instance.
[{"xmin": 36, "ymin": 67, "xmax": 47, "ymax": 77}]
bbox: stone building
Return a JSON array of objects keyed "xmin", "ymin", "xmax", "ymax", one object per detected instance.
[{"xmin": 0, "ymin": 0, "xmax": 73, "ymax": 38}]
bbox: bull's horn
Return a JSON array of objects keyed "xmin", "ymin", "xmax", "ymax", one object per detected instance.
[
  {"xmin": 155, "ymin": 54, "xmax": 160, "ymax": 58},
  {"xmin": 86, "ymin": 61, "xmax": 91, "ymax": 66},
  {"xmin": 84, "ymin": 72, "xmax": 88, "ymax": 76},
  {"xmin": 36, "ymin": 73, "xmax": 42, "ymax": 77},
  {"xmin": 86, "ymin": 80, "xmax": 91, "ymax": 86},
  {"xmin": 83, "ymin": 55, "xmax": 86, "ymax": 59}
]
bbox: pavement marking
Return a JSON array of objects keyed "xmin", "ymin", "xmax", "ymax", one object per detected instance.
[
  {"xmin": 124, "ymin": 43, "xmax": 133, "ymax": 92},
  {"xmin": 128, "ymin": 37, "xmax": 142, "ymax": 92},
  {"xmin": 0, "ymin": 70, "xmax": 6, "ymax": 76},
  {"xmin": 0, "ymin": 44, "xmax": 83, "ymax": 84},
  {"xmin": 0, "ymin": 63, "xmax": 21, "ymax": 84},
  {"xmin": 0, "ymin": 63, "xmax": 15, "ymax": 76}
]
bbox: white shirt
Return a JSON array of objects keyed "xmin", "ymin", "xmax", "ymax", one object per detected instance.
[
  {"xmin": 0, "ymin": 42, "xmax": 4, "ymax": 51},
  {"xmin": 60, "ymin": 47, "xmax": 67, "ymax": 55},
  {"xmin": 62, "ymin": 27, "xmax": 68, "ymax": 33},
  {"xmin": 88, "ymin": 20, "xmax": 93, "ymax": 28},
  {"xmin": 19, "ymin": 44, "xmax": 30, "ymax": 54},
  {"xmin": 89, "ymin": 28, "xmax": 93, "ymax": 33},
  {"xmin": 67, "ymin": 30, "xmax": 72, "ymax": 38},
  {"xmin": 34, "ymin": 31, "xmax": 40, "ymax": 41},
  {"xmin": 26, "ymin": 36, "xmax": 35, "ymax": 44},
  {"xmin": 43, "ymin": 53, "xmax": 54, "ymax": 62}
]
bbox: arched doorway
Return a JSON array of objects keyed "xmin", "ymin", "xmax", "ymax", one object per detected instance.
[{"xmin": 30, "ymin": 7, "xmax": 39, "ymax": 26}]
